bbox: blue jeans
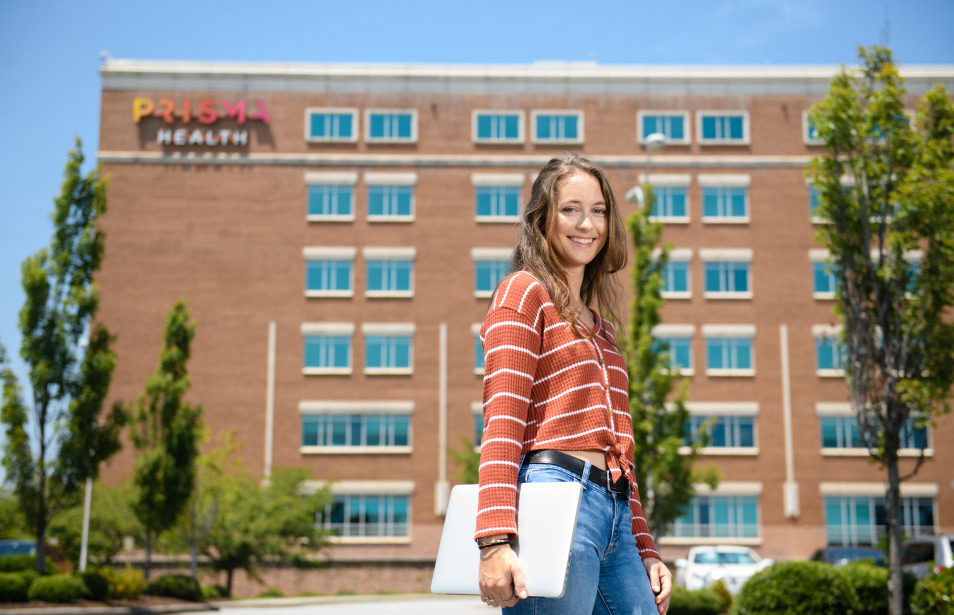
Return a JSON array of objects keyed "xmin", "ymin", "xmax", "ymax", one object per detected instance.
[{"xmin": 502, "ymin": 461, "xmax": 659, "ymax": 615}]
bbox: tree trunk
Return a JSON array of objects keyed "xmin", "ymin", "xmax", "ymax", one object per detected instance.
[
  {"xmin": 144, "ymin": 531, "xmax": 152, "ymax": 580},
  {"xmin": 886, "ymin": 458, "xmax": 904, "ymax": 615},
  {"xmin": 190, "ymin": 508, "xmax": 198, "ymax": 579},
  {"xmin": 226, "ymin": 568, "xmax": 234, "ymax": 597},
  {"xmin": 35, "ymin": 512, "xmax": 47, "ymax": 574}
]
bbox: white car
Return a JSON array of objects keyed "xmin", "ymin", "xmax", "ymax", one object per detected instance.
[
  {"xmin": 902, "ymin": 535, "xmax": 954, "ymax": 579},
  {"xmin": 675, "ymin": 545, "xmax": 773, "ymax": 594}
]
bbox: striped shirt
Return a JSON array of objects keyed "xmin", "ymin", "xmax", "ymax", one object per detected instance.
[{"xmin": 475, "ymin": 271, "xmax": 661, "ymax": 560}]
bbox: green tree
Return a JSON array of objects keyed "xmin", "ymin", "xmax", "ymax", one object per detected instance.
[
  {"xmin": 0, "ymin": 485, "xmax": 29, "ymax": 540},
  {"xmin": 48, "ymin": 482, "xmax": 140, "ymax": 568},
  {"xmin": 625, "ymin": 185, "xmax": 718, "ymax": 537},
  {"xmin": 807, "ymin": 46, "xmax": 954, "ymax": 615},
  {"xmin": 450, "ymin": 434, "xmax": 480, "ymax": 484},
  {"xmin": 0, "ymin": 139, "xmax": 126, "ymax": 573},
  {"xmin": 165, "ymin": 434, "xmax": 330, "ymax": 596},
  {"xmin": 127, "ymin": 300, "xmax": 204, "ymax": 579}
]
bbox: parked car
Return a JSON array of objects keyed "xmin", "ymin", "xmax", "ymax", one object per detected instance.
[
  {"xmin": 675, "ymin": 545, "xmax": 773, "ymax": 594},
  {"xmin": 902, "ymin": 535, "xmax": 954, "ymax": 579},
  {"xmin": 810, "ymin": 546, "xmax": 887, "ymax": 567},
  {"xmin": 0, "ymin": 540, "xmax": 37, "ymax": 556}
]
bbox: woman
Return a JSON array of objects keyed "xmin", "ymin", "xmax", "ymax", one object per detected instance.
[{"xmin": 475, "ymin": 154, "xmax": 672, "ymax": 615}]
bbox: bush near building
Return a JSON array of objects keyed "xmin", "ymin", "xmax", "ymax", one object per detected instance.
[
  {"xmin": 835, "ymin": 561, "xmax": 889, "ymax": 615},
  {"xmin": 26, "ymin": 574, "xmax": 87, "ymax": 603},
  {"xmin": 669, "ymin": 585, "xmax": 724, "ymax": 615},
  {"xmin": 81, "ymin": 571, "xmax": 110, "ymax": 602},
  {"xmin": 0, "ymin": 571, "xmax": 31, "ymax": 602},
  {"xmin": 145, "ymin": 574, "xmax": 203, "ymax": 602},
  {"xmin": 100, "ymin": 566, "xmax": 146, "ymax": 600},
  {"xmin": 910, "ymin": 567, "xmax": 954, "ymax": 615},
  {"xmin": 731, "ymin": 561, "xmax": 857, "ymax": 615}
]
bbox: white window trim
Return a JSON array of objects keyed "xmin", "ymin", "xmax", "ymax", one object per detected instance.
[
  {"xmin": 471, "ymin": 110, "xmax": 525, "ymax": 144},
  {"xmin": 364, "ymin": 108, "xmax": 418, "ymax": 143},
  {"xmin": 472, "ymin": 323, "xmax": 485, "ymax": 376},
  {"xmin": 654, "ymin": 249, "xmax": 693, "ymax": 299},
  {"xmin": 636, "ymin": 110, "xmax": 691, "ymax": 146},
  {"xmin": 813, "ymin": 324, "xmax": 845, "ymax": 376},
  {"xmin": 305, "ymin": 172, "xmax": 359, "ymax": 186},
  {"xmin": 809, "ymin": 249, "xmax": 836, "ymax": 299},
  {"xmin": 303, "ymin": 247, "xmax": 356, "ymax": 298},
  {"xmin": 299, "ymin": 400, "xmax": 414, "ymax": 415},
  {"xmin": 819, "ymin": 482, "xmax": 938, "ymax": 497},
  {"xmin": 362, "ymin": 323, "xmax": 414, "ymax": 375},
  {"xmin": 530, "ymin": 109, "xmax": 585, "ymax": 144},
  {"xmin": 700, "ymin": 250, "xmax": 753, "ymax": 299},
  {"xmin": 301, "ymin": 323, "xmax": 353, "ymax": 375},
  {"xmin": 473, "ymin": 178, "xmax": 523, "ymax": 223},
  {"xmin": 365, "ymin": 172, "xmax": 418, "ymax": 186},
  {"xmin": 806, "ymin": 180, "xmax": 830, "ymax": 225},
  {"xmin": 363, "ymin": 248, "xmax": 415, "ymax": 299},
  {"xmin": 802, "ymin": 110, "xmax": 823, "ymax": 146},
  {"xmin": 683, "ymin": 446, "xmax": 760, "ymax": 457},
  {"xmin": 304, "ymin": 107, "xmax": 359, "ymax": 144},
  {"xmin": 659, "ymin": 481, "xmax": 763, "ymax": 546},
  {"xmin": 301, "ymin": 480, "xmax": 415, "ymax": 544},
  {"xmin": 652, "ymin": 324, "xmax": 695, "ymax": 338},
  {"xmin": 816, "ymin": 404, "xmax": 933, "ymax": 457},
  {"xmin": 699, "ymin": 178, "xmax": 751, "ymax": 224},
  {"xmin": 697, "ymin": 110, "xmax": 750, "ymax": 145},
  {"xmin": 642, "ymin": 177, "xmax": 692, "ymax": 224},
  {"xmin": 472, "ymin": 248, "xmax": 512, "ymax": 298},
  {"xmin": 694, "ymin": 481, "xmax": 763, "ymax": 496},
  {"xmin": 685, "ymin": 402, "xmax": 759, "ymax": 416},
  {"xmin": 702, "ymin": 326, "xmax": 755, "ymax": 377}
]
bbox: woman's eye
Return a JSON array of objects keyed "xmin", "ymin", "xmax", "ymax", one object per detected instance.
[{"xmin": 594, "ymin": 208, "xmax": 607, "ymax": 215}]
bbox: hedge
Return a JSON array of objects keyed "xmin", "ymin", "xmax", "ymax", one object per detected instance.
[
  {"xmin": 81, "ymin": 571, "xmax": 110, "ymax": 602},
  {"xmin": 835, "ymin": 561, "xmax": 888, "ymax": 615},
  {"xmin": 910, "ymin": 567, "xmax": 954, "ymax": 615},
  {"xmin": 100, "ymin": 567, "xmax": 146, "ymax": 600},
  {"xmin": 27, "ymin": 574, "xmax": 87, "ymax": 603},
  {"xmin": 669, "ymin": 586, "xmax": 723, "ymax": 615},
  {"xmin": 145, "ymin": 574, "xmax": 203, "ymax": 602},
  {"xmin": 0, "ymin": 554, "xmax": 55, "ymax": 575},
  {"xmin": 0, "ymin": 571, "xmax": 30, "ymax": 602},
  {"xmin": 731, "ymin": 561, "xmax": 858, "ymax": 615}
]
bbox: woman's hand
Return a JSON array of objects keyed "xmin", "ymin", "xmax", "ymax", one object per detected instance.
[
  {"xmin": 478, "ymin": 541, "xmax": 528, "ymax": 608},
  {"xmin": 642, "ymin": 556, "xmax": 672, "ymax": 615}
]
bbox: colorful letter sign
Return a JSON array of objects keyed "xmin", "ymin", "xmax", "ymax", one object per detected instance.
[{"xmin": 133, "ymin": 97, "xmax": 270, "ymax": 147}]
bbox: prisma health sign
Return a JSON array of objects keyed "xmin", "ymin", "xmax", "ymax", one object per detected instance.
[{"xmin": 133, "ymin": 97, "xmax": 270, "ymax": 147}]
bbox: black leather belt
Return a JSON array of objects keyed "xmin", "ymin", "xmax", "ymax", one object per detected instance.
[{"xmin": 523, "ymin": 449, "xmax": 629, "ymax": 497}]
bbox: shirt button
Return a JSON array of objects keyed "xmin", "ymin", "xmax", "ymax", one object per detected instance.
[
  {"xmin": 604, "ymin": 383, "xmax": 610, "ymax": 391},
  {"xmin": 599, "ymin": 357, "xmax": 605, "ymax": 365}
]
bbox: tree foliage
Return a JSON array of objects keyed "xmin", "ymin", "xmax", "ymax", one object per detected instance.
[
  {"xmin": 0, "ymin": 138, "xmax": 126, "ymax": 573},
  {"xmin": 126, "ymin": 300, "xmax": 204, "ymax": 579},
  {"xmin": 624, "ymin": 186, "xmax": 718, "ymax": 537},
  {"xmin": 47, "ymin": 482, "xmax": 140, "ymax": 568},
  {"xmin": 165, "ymin": 432, "xmax": 330, "ymax": 596},
  {"xmin": 807, "ymin": 45, "xmax": 954, "ymax": 615}
]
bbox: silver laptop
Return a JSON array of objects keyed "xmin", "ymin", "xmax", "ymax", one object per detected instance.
[{"xmin": 430, "ymin": 481, "xmax": 583, "ymax": 598}]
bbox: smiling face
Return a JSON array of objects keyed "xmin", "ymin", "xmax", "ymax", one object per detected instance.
[{"xmin": 548, "ymin": 171, "xmax": 608, "ymax": 276}]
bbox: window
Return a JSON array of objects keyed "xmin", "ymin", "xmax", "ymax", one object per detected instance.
[
  {"xmin": 652, "ymin": 324, "xmax": 694, "ymax": 374},
  {"xmin": 817, "ymin": 404, "xmax": 930, "ymax": 454},
  {"xmin": 299, "ymin": 401, "xmax": 412, "ymax": 453},
  {"xmin": 320, "ymin": 493, "xmax": 410, "ymax": 538},
  {"xmin": 531, "ymin": 110, "xmax": 583, "ymax": 144},
  {"xmin": 824, "ymin": 493, "xmax": 935, "ymax": 546},
  {"xmin": 365, "ymin": 109, "xmax": 417, "ymax": 143},
  {"xmin": 472, "ymin": 401, "xmax": 483, "ymax": 447},
  {"xmin": 472, "ymin": 324, "xmax": 485, "ymax": 374},
  {"xmin": 305, "ymin": 172, "xmax": 357, "ymax": 221},
  {"xmin": 698, "ymin": 111, "xmax": 749, "ymax": 144},
  {"xmin": 809, "ymin": 186, "xmax": 826, "ymax": 222},
  {"xmin": 652, "ymin": 187, "xmax": 689, "ymax": 220},
  {"xmin": 473, "ymin": 111, "xmax": 524, "ymax": 143},
  {"xmin": 364, "ymin": 248, "xmax": 415, "ymax": 297},
  {"xmin": 682, "ymin": 402, "xmax": 759, "ymax": 454},
  {"xmin": 803, "ymin": 111, "xmax": 822, "ymax": 145},
  {"xmin": 305, "ymin": 108, "xmax": 358, "ymax": 143},
  {"xmin": 703, "ymin": 325, "xmax": 755, "ymax": 376},
  {"xmin": 363, "ymin": 323, "xmax": 414, "ymax": 374},
  {"xmin": 813, "ymin": 325, "xmax": 845, "ymax": 375},
  {"xmin": 699, "ymin": 175, "xmax": 750, "ymax": 222},
  {"xmin": 655, "ymin": 248, "xmax": 691, "ymax": 299},
  {"xmin": 303, "ymin": 247, "xmax": 355, "ymax": 297},
  {"xmin": 366, "ymin": 173, "xmax": 416, "ymax": 221},
  {"xmin": 472, "ymin": 174, "xmax": 523, "ymax": 221},
  {"xmin": 669, "ymin": 495, "xmax": 760, "ymax": 539},
  {"xmin": 638, "ymin": 111, "xmax": 690, "ymax": 145},
  {"xmin": 301, "ymin": 323, "xmax": 354, "ymax": 375},
  {"xmin": 701, "ymin": 249, "xmax": 753, "ymax": 298},
  {"xmin": 473, "ymin": 248, "xmax": 511, "ymax": 297},
  {"xmin": 810, "ymin": 250, "xmax": 838, "ymax": 299}
]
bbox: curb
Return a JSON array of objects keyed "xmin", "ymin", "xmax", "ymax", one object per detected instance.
[{"xmin": 3, "ymin": 603, "xmax": 219, "ymax": 615}]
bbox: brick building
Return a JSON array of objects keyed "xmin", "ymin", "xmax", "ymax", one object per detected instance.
[{"xmin": 96, "ymin": 60, "xmax": 954, "ymax": 592}]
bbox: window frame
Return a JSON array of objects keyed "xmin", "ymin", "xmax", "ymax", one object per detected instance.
[
  {"xmin": 364, "ymin": 109, "xmax": 418, "ymax": 143},
  {"xmin": 700, "ymin": 249, "xmax": 753, "ymax": 299},
  {"xmin": 530, "ymin": 110, "xmax": 584, "ymax": 144},
  {"xmin": 472, "ymin": 248, "xmax": 512, "ymax": 298},
  {"xmin": 299, "ymin": 400, "xmax": 413, "ymax": 455},
  {"xmin": 655, "ymin": 248, "xmax": 692, "ymax": 299},
  {"xmin": 652, "ymin": 324, "xmax": 695, "ymax": 375},
  {"xmin": 697, "ymin": 110, "xmax": 750, "ymax": 145},
  {"xmin": 303, "ymin": 247, "xmax": 355, "ymax": 298},
  {"xmin": 820, "ymin": 483, "xmax": 938, "ymax": 546},
  {"xmin": 365, "ymin": 172, "xmax": 417, "ymax": 222},
  {"xmin": 472, "ymin": 323, "xmax": 485, "ymax": 375},
  {"xmin": 813, "ymin": 324, "xmax": 845, "ymax": 377},
  {"xmin": 699, "ymin": 174, "xmax": 751, "ymax": 224},
  {"xmin": 304, "ymin": 107, "xmax": 358, "ymax": 143},
  {"xmin": 363, "ymin": 247, "xmax": 416, "ymax": 298},
  {"xmin": 809, "ymin": 249, "xmax": 838, "ymax": 299},
  {"xmin": 803, "ymin": 110, "xmax": 823, "ymax": 146},
  {"xmin": 661, "ymin": 482, "xmax": 763, "ymax": 545},
  {"xmin": 309, "ymin": 480, "xmax": 415, "ymax": 545},
  {"xmin": 637, "ymin": 110, "xmax": 691, "ymax": 146},
  {"xmin": 472, "ymin": 173, "xmax": 524, "ymax": 222},
  {"xmin": 702, "ymin": 324, "xmax": 756, "ymax": 377},
  {"xmin": 680, "ymin": 402, "xmax": 760, "ymax": 456},
  {"xmin": 362, "ymin": 323, "xmax": 415, "ymax": 375},
  {"xmin": 642, "ymin": 174, "xmax": 691, "ymax": 224},
  {"xmin": 305, "ymin": 172, "xmax": 358, "ymax": 222},
  {"xmin": 301, "ymin": 322, "xmax": 354, "ymax": 375},
  {"xmin": 472, "ymin": 110, "xmax": 525, "ymax": 144},
  {"xmin": 816, "ymin": 403, "xmax": 932, "ymax": 457}
]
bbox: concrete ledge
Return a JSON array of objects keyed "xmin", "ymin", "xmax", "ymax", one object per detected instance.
[{"xmin": 3, "ymin": 604, "xmax": 216, "ymax": 615}]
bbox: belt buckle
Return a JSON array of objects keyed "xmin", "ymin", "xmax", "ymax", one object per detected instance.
[{"xmin": 606, "ymin": 472, "xmax": 624, "ymax": 495}]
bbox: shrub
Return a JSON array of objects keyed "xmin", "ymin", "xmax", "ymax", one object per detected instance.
[
  {"xmin": 710, "ymin": 578, "xmax": 734, "ymax": 612},
  {"xmin": 835, "ymin": 561, "xmax": 888, "ymax": 615},
  {"xmin": 669, "ymin": 586, "xmax": 723, "ymax": 615},
  {"xmin": 257, "ymin": 587, "xmax": 285, "ymax": 598},
  {"xmin": 17, "ymin": 569, "xmax": 39, "ymax": 589},
  {"xmin": 145, "ymin": 574, "xmax": 203, "ymax": 602},
  {"xmin": 731, "ymin": 561, "xmax": 858, "ymax": 615},
  {"xmin": 910, "ymin": 567, "xmax": 954, "ymax": 615},
  {"xmin": 81, "ymin": 571, "xmax": 110, "ymax": 602},
  {"xmin": 101, "ymin": 567, "xmax": 146, "ymax": 600},
  {"xmin": 0, "ymin": 571, "xmax": 30, "ymax": 602},
  {"xmin": 27, "ymin": 574, "xmax": 87, "ymax": 603},
  {"xmin": 0, "ymin": 554, "xmax": 55, "ymax": 574},
  {"xmin": 201, "ymin": 584, "xmax": 228, "ymax": 600}
]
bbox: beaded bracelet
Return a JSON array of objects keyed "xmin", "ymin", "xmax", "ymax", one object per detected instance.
[{"xmin": 476, "ymin": 538, "xmax": 511, "ymax": 550}]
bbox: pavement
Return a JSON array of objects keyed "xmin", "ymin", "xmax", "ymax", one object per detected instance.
[{"xmin": 4, "ymin": 594, "xmax": 495, "ymax": 615}]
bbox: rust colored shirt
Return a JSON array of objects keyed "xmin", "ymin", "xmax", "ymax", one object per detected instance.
[{"xmin": 475, "ymin": 271, "xmax": 660, "ymax": 560}]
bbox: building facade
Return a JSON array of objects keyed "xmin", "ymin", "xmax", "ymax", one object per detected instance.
[{"xmin": 96, "ymin": 60, "xmax": 954, "ymax": 591}]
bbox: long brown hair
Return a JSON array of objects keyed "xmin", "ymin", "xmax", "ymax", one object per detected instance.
[{"xmin": 510, "ymin": 154, "xmax": 628, "ymax": 331}]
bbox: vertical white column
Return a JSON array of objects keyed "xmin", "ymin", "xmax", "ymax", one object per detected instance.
[
  {"xmin": 435, "ymin": 323, "xmax": 449, "ymax": 516},
  {"xmin": 780, "ymin": 324, "xmax": 800, "ymax": 518},
  {"xmin": 79, "ymin": 478, "xmax": 92, "ymax": 572},
  {"xmin": 264, "ymin": 321, "xmax": 276, "ymax": 482}
]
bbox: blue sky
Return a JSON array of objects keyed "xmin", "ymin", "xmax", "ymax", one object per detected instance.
[{"xmin": 0, "ymin": 0, "xmax": 952, "ymax": 438}]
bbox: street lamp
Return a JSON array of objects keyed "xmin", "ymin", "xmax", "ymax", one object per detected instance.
[{"xmin": 625, "ymin": 132, "xmax": 668, "ymax": 206}]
